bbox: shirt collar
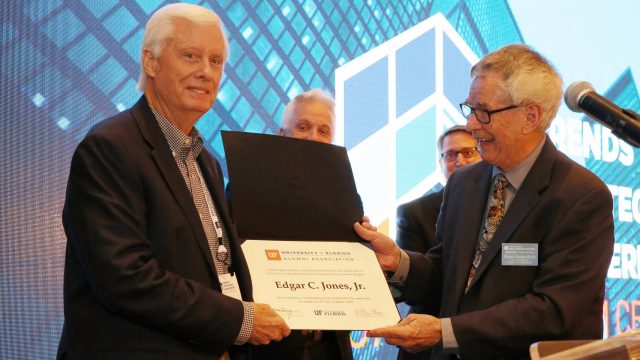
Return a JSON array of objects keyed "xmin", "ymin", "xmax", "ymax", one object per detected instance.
[
  {"xmin": 492, "ymin": 136, "xmax": 546, "ymax": 191},
  {"xmin": 150, "ymin": 106, "xmax": 204, "ymax": 159}
]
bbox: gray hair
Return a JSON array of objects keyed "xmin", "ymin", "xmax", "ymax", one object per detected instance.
[
  {"xmin": 281, "ymin": 89, "xmax": 336, "ymax": 130},
  {"xmin": 471, "ymin": 44, "xmax": 563, "ymax": 130},
  {"xmin": 437, "ymin": 125, "xmax": 473, "ymax": 152},
  {"xmin": 137, "ymin": 3, "xmax": 229, "ymax": 91}
]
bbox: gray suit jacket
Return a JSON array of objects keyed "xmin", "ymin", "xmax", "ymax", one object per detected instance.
[{"xmin": 402, "ymin": 138, "xmax": 614, "ymax": 360}]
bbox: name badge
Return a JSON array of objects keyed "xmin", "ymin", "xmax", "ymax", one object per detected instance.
[
  {"xmin": 219, "ymin": 273, "xmax": 243, "ymax": 300},
  {"xmin": 502, "ymin": 243, "xmax": 538, "ymax": 266}
]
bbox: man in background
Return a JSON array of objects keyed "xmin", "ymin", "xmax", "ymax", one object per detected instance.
[
  {"xmin": 279, "ymin": 88, "xmax": 335, "ymax": 144},
  {"xmin": 58, "ymin": 4, "xmax": 289, "ymax": 359},
  {"xmin": 395, "ymin": 125, "xmax": 481, "ymax": 360},
  {"xmin": 252, "ymin": 88, "xmax": 354, "ymax": 360},
  {"xmin": 356, "ymin": 44, "xmax": 614, "ymax": 359},
  {"xmin": 396, "ymin": 125, "xmax": 481, "ymax": 254}
]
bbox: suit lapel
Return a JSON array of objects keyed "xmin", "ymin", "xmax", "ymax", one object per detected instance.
[
  {"xmin": 197, "ymin": 153, "xmax": 240, "ymax": 262},
  {"xmin": 468, "ymin": 138, "xmax": 556, "ymax": 290},
  {"xmin": 131, "ymin": 97, "xmax": 217, "ymax": 273},
  {"xmin": 197, "ymin": 154, "xmax": 230, "ymax": 227},
  {"xmin": 198, "ymin": 148, "xmax": 253, "ymax": 299}
]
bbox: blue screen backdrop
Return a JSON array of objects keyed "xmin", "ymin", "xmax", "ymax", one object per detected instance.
[{"xmin": 1, "ymin": 1, "xmax": 639, "ymax": 358}]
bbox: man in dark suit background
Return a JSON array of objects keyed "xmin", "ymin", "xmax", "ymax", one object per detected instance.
[
  {"xmin": 396, "ymin": 125, "xmax": 481, "ymax": 254},
  {"xmin": 355, "ymin": 44, "xmax": 614, "ymax": 359},
  {"xmin": 395, "ymin": 125, "xmax": 481, "ymax": 360},
  {"xmin": 251, "ymin": 89, "xmax": 353, "ymax": 360},
  {"xmin": 58, "ymin": 4, "xmax": 289, "ymax": 359}
]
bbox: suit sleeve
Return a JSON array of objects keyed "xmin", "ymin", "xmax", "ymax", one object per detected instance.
[
  {"xmin": 396, "ymin": 203, "xmax": 431, "ymax": 254},
  {"xmin": 398, "ymin": 190, "xmax": 450, "ymax": 306},
  {"xmin": 451, "ymin": 184, "xmax": 614, "ymax": 354},
  {"xmin": 63, "ymin": 132, "xmax": 245, "ymax": 352}
]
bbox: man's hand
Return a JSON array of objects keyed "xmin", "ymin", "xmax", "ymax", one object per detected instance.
[
  {"xmin": 367, "ymin": 314, "xmax": 442, "ymax": 353},
  {"xmin": 248, "ymin": 303, "xmax": 291, "ymax": 345},
  {"xmin": 354, "ymin": 216, "xmax": 401, "ymax": 272}
]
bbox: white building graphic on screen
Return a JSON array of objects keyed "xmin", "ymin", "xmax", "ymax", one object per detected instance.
[{"xmin": 335, "ymin": 14, "xmax": 478, "ymax": 234}]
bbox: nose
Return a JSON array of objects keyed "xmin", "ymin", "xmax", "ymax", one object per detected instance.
[
  {"xmin": 196, "ymin": 60, "xmax": 215, "ymax": 80},
  {"xmin": 307, "ymin": 129, "xmax": 321, "ymax": 142},
  {"xmin": 465, "ymin": 113, "xmax": 481, "ymax": 132}
]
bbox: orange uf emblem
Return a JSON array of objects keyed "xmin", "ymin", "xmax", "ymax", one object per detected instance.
[{"xmin": 265, "ymin": 249, "xmax": 281, "ymax": 260}]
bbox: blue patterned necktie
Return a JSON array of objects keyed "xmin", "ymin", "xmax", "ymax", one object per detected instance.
[{"xmin": 466, "ymin": 173, "xmax": 508, "ymax": 293}]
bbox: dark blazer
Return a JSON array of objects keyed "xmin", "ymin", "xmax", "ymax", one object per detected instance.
[
  {"xmin": 58, "ymin": 96, "xmax": 253, "ymax": 360},
  {"xmin": 251, "ymin": 330, "xmax": 353, "ymax": 360},
  {"xmin": 402, "ymin": 138, "xmax": 614, "ymax": 360},
  {"xmin": 396, "ymin": 188, "xmax": 444, "ymax": 254},
  {"xmin": 395, "ymin": 188, "xmax": 443, "ymax": 360}
]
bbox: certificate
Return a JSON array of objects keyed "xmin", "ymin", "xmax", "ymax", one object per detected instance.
[{"xmin": 241, "ymin": 240, "xmax": 401, "ymax": 330}]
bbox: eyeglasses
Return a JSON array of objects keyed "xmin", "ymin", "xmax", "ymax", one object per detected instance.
[
  {"xmin": 440, "ymin": 147, "xmax": 479, "ymax": 162},
  {"xmin": 459, "ymin": 102, "xmax": 520, "ymax": 124}
]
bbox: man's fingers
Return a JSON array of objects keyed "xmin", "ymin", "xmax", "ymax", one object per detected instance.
[
  {"xmin": 354, "ymin": 222, "xmax": 370, "ymax": 240},
  {"xmin": 367, "ymin": 325, "xmax": 403, "ymax": 338},
  {"xmin": 249, "ymin": 303, "xmax": 291, "ymax": 345},
  {"xmin": 282, "ymin": 326, "xmax": 291, "ymax": 337},
  {"xmin": 354, "ymin": 222, "xmax": 377, "ymax": 241},
  {"xmin": 397, "ymin": 315, "xmax": 415, "ymax": 326}
]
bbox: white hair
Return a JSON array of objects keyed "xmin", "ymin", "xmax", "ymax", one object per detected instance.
[
  {"xmin": 137, "ymin": 3, "xmax": 229, "ymax": 91},
  {"xmin": 471, "ymin": 44, "xmax": 563, "ymax": 130},
  {"xmin": 281, "ymin": 89, "xmax": 336, "ymax": 130}
]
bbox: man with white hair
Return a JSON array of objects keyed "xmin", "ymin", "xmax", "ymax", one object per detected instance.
[
  {"xmin": 279, "ymin": 89, "xmax": 336, "ymax": 144},
  {"xmin": 356, "ymin": 44, "xmax": 614, "ymax": 359},
  {"xmin": 58, "ymin": 4, "xmax": 289, "ymax": 359}
]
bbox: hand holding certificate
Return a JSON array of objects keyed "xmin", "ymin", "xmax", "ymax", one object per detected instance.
[
  {"xmin": 223, "ymin": 131, "xmax": 400, "ymax": 330},
  {"xmin": 242, "ymin": 240, "xmax": 400, "ymax": 330}
]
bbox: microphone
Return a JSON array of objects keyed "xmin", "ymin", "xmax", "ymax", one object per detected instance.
[{"xmin": 564, "ymin": 81, "xmax": 640, "ymax": 147}]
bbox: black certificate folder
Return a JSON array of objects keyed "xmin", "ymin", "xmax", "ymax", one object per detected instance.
[{"xmin": 222, "ymin": 131, "xmax": 364, "ymax": 242}]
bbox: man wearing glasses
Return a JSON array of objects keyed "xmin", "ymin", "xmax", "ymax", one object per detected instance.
[
  {"xmin": 397, "ymin": 125, "xmax": 481, "ymax": 254},
  {"xmin": 395, "ymin": 125, "xmax": 481, "ymax": 360},
  {"xmin": 355, "ymin": 44, "xmax": 614, "ymax": 359}
]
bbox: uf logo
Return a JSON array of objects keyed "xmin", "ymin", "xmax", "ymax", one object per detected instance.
[
  {"xmin": 264, "ymin": 249, "xmax": 281, "ymax": 261},
  {"xmin": 335, "ymin": 14, "xmax": 478, "ymax": 236}
]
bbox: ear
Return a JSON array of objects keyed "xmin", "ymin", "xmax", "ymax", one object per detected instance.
[
  {"xmin": 522, "ymin": 102, "xmax": 543, "ymax": 135},
  {"xmin": 141, "ymin": 49, "xmax": 158, "ymax": 79}
]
